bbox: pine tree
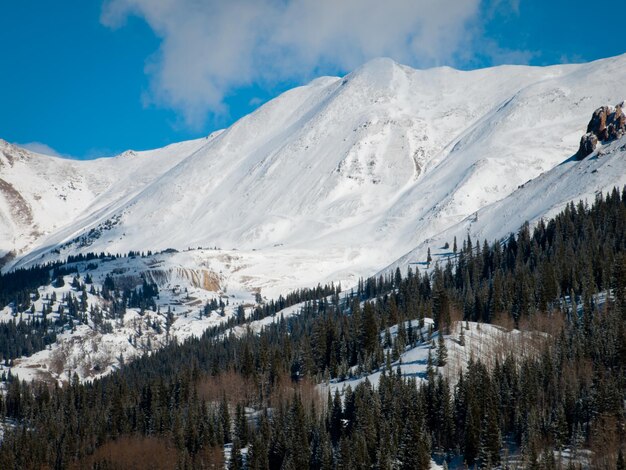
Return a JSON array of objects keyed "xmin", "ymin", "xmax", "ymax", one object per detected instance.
[
  {"xmin": 235, "ymin": 403, "xmax": 248, "ymax": 445},
  {"xmin": 317, "ymin": 431, "xmax": 333, "ymax": 470},
  {"xmin": 229, "ymin": 438, "xmax": 243, "ymax": 470},
  {"xmin": 399, "ymin": 404, "xmax": 430, "ymax": 470},
  {"xmin": 437, "ymin": 332, "xmax": 447, "ymax": 367},
  {"xmin": 329, "ymin": 389, "xmax": 343, "ymax": 444},
  {"xmin": 220, "ymin": 395, "xmax": 231, "ymax": 443},
  {"xmin": 617, "ymin": 449, "xmax": 625, "ymax": 470},
  {"xmin": 289, "ymin": 394, "xmax": 310, "ymax": 469},
  {"xmin": 247, "ymin": 433, "xmax": 269, "ymax": 470}
]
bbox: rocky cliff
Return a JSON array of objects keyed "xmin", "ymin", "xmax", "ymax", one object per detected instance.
[{"xmin": 577, "ymin": 102, "xmax": 626, "ymax": 159}]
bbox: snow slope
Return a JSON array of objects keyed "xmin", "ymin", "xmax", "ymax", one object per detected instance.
[
  {"xmin": 0, "ymin": 136, "xmax": 212, "ymax": 262},
  {"xmin": 2, "ymin": 253, "xmax": 252, "ymax": 383},
  {"xmin": 5, "ymin": 54, "xmax": 626, "ymax": 298},
  {"xmin": 386, "ymin": 132, "xmax": 626, "ymax": 274}
]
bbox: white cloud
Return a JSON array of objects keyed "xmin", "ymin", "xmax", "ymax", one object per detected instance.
[
  {"xmin": 101, "ymin": 0, "xmax": 518, "ymax": 127},
  {"xmin": 19, "ymin": 142, "xmax": 65, "ymax": 157},
  {"xmin": 248, "ymin": 97, "xmax": 264, "ymax": 107}
]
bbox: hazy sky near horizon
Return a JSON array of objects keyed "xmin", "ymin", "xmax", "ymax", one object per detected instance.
[{"xmin": 1, "ymin": 0, "xmax": 625, "ymax": 159}]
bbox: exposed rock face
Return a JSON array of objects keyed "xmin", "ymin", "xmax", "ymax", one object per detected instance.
[
  {"xmin": 577, "ymin": 133, "xmax": 598, "ymax": 160},
  {"xmin": 587, "ymin": 105, "xmax": 611, "ymax": 140},
  {"xmin": 577, "ymin": 102, "xmax": 626, "ymax": 159},
  {"xmin": 608, "ymin": 102, "xmax": 626, "ymax": 140},
  {"xmin": 145, "ymin": 267, "xmax": 221, "ymax": 291},
  {"xmin": 0, "ymin": 178, "xmax": 33, "ymax": 226}
]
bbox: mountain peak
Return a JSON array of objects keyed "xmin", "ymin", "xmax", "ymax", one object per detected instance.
[
  {"xmin": 345, "ymin": 57, "xmax": 404, "ymax": 87},
  {"xmin": 356, "ymin": 56, "xmax": 402, "ymax": 72}
]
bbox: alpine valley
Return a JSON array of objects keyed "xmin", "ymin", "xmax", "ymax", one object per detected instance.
[{"xmin": 1, "ymin": 54, "xmax": 626, "ymax": 469}]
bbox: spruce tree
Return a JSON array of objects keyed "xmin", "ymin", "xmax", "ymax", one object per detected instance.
[
  {"xmin": 229, "ymin": 438, "xmax": 243, "ymax": 470},
  {"xmin": 437, "ymin": 332, "xmax": 447, "ymax": 367},
  {"xmin": 617, "ymin": 449, "xmax": 625, "ymax": 470}
]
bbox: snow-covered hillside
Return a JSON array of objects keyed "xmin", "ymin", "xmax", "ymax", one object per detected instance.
[
  {"xmin": 387, "ymin": 132, "xmax": 626, "ymax": 275},
  {"xmin": 323, "ymin": 319, "xmax": 545, "ymax": 398},
  {"xmin": 0, "ymin": 137, "xmax": 210, "ymax": 263},
  {"xmin": 5, "ymin": 54, "xmax": 626, "ymax": 299},
  {"xmin": 2, "ymin": 252, "xmax": 253, "ymax": 383}
]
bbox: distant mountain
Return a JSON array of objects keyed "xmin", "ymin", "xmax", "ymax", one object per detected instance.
[
  {"xmin": 0, "ymin": 137, "xmax": 209, "ymax": 263},
  {"xmin": 4, "ymin": 54, "xmax": 626, "ymax": 297}
]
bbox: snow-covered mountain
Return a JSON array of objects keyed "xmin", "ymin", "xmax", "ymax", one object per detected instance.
[
  {"xmin": 4, "ymin": 54, "xmax": 626, "ymax": 297},
  {"xmin": 0, "ymin": 137, "xmax": 210, "ymax": 263}
]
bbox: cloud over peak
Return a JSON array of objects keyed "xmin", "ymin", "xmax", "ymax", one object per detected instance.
[
  {"xmin": 19, "ymin": 142, "xmax": 65, "ymax": 158},
  {"xmin": 102, "ymin": 0, "xmax": 515, "ymax": 127}
]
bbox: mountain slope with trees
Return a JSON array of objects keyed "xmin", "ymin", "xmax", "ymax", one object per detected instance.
[{"xmin": 0, "ymin": 188, "xmax": 624, "ymax": 468}]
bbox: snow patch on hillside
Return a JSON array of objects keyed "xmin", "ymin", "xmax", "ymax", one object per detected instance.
[
  {"xmin": 2, "ymin": 254, "xmax": 256, "ymax": 383},
  {"xmin": 323, "ymin": 320, "xmax": 545, "ymax": 397}
]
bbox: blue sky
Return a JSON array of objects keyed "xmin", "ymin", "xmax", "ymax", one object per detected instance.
[{"xmin": 1, "ymin": 0, "xmax": 624, "ymax": 159}]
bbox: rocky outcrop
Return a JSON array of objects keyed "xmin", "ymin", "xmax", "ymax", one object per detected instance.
[
  {"xmin": 577, "ymin": 132, "xmax": 598, "ymax": 160},
  {"xmin": 0, "ymin": 178, "xmax": 33, "ymax": 226},
  {"xmin": 577, "ymin": 102, "xmax": 626, "ymax": 159},
  {"xmin": 145, "ymin": 267, "xmax": 221, "ymax": 291},
  {"xmin": 609, "ymin": 102, "xmax": 626, "ymax": 139}
]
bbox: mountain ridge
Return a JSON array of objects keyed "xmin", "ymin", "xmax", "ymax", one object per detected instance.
[{"xmin": 4, "ymin": 53, "xmax": 626, "ymax": 298}]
